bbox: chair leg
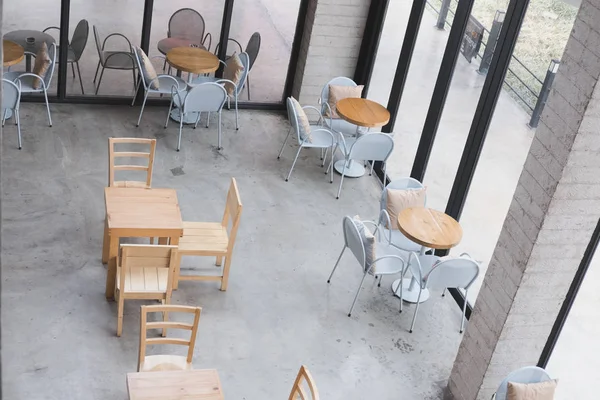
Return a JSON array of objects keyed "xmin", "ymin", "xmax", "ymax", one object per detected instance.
[
  {"xmin": 321, "ymin": 148, "xmax": 328, "ymax": 167},
  {"xmin": 442, "ymin": 288, "xmax": 447, "ymax": 297},
  {"xmin": 378, "ymin": 274, "xmax": 383, "ymax": 287},
  {"xmin": 132, "ymin": 69, "xmax": 137, "ymax": 92},
  {"xmin": 206, "ymin": 112, "xmax": 210, "ymax": 128},
  {"xmin": 460, "ymin": 289, "xmax": 468, "ymax": 333},
  {"xmin": 173, "ymin": 253, "xmax": 181, "ymax": 290},
  {"xmin": 136, "ymin": 91, "xmax": 149, "ymax": 127},
  {"xmin": 132, "ymin": 77, "xmax": 141, "ymax": 106},
  {"xmin": 71, "ymin": 62, "xmax": 76, "ymax": 78},
  {"xmin": 193, "ymin": 112, "xmax": 201, "ymax": 129},
  {"xmin": 327, "ymin": 247, "xmax": 346, "ymax": 283},
  {"xmin": 177, "ymin": 114, "xmax": 184, "ymax": 151},
  {"xmin": 95, "ymin": 66, "xmax": 106, "ymax": 95},
  {"xmin": 16, "ymin": 109, "xmax": 22, "ymax": 150},
  {"xmin": 247, "ymin": 75, "xmax": 251, "ymax": 101},
  {"xmin": 93, "ymin": 60, "xmax": 101, "ymax": 83},
  {"xmin": 116, "ymin": 294, "xmax": 125, "ymax": 337},
  {"xmin": 348, "ymin": 272, "xmax": 369, "ymax": 317},
  {"xmin": 165, "ymin": 98, "xmax": 174, "ymax": 129},
  {"xmin": 277, "ymin": 128, "xmax": 292, "ymax": 159},
  {"xmin": 217, "ymin": 111, "xmax": 222, "ymax": 150},
  {"xmin": 234, "ymin": 93, "xmax": 239, "ymax": 130},
  {"xmin": 409, "ymin": 289, "xmax": 423, "ymax": 333},
  {"xmin": 162, "ymin": 297, "xmax": 169, "ymax": 337},
  {"xmin": 76, "ymin": 61, "xmax": 84, "ymax": 94},
  {"xmin": 220, "ymin": 254, "xmax": 232, "ymax": 291},
  {"xmin": 370, "ymin": 161, "xmax": 374, "ymax": 176},
  {"xmin": 2, "ymin": 109, "xmax": 7, "ymax": 126},
  {"xmin": 43, "ymin": 89, "xmax": 52, "ymax": 127},
  {"xmin": 336, "ymin": 162, "xmax": 347, "ymax": 199},
  {"xmin": 329, "ymin": 146, "xmax": 335, "ymax": 183},
  {"xmin": 285, "ymin": 146, "xmax": 303, "ymax": 182}
]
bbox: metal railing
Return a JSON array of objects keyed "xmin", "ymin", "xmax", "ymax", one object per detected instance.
[{"xmin": 425, "ymin": 0, "xmax": 554, "ymax": 125}]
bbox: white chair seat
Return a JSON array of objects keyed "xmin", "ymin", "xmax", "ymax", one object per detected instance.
[
  {"xmin": 3, "ymin": 72, "xmax": 42, "ymax": 92},
  {"xmin": 189, "ymin": 76, "xmax": 218, "ymax": 86},
  {"xmin": 152, "ymin": 75, "xmax": 187, "ymax": 94},
  {"xmin": 301, "ymin": 126, "xmax": 336, "ymax": 148},
  {"xmin": 325, "ymin": 118, "xmax": 358, "ymax": 136},
  {"xmin": 382, "ymin": 228, "xmax": 423, "ymax": 252},
  {"xmin": 370, "ymin": 242, "xmax": 406, "ymax": 275}
]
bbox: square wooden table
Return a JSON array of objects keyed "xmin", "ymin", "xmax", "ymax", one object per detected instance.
[
  {"xmin": 127, "ymin": 369, "xmax": 224, "ymax": 400},
  {"xmin": 102, "ymin": 187, "xmax": 183, "ymax": 300}
]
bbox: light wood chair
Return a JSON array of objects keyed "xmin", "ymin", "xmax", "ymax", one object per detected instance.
[
  {"xmin": 108, "ymin": 137, "xmax": 156, "ymax": 188},
  {"xmin": 115, "ymin": 244, "xmax": 177, "ymax": 336},
  {"xmin": 175, "ymin": 178, "xmax": 242, "ymax": 291},
  {"xmin": 289, "ymin": 365, "xmax": 319, "ymax": 400},
  {"xmin": 138, "ymin": 304, "xmax": 202, "ymax": 372}
]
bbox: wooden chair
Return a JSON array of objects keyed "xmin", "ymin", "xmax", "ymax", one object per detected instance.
[
  {"xmin": 175, "ymin": 178, "xmax": 242, "ymax": 291},
  {"xmin": 138, "ymin": 304, "xmax": 202, "ymax": 372},
  {"xmin": 115, "ymin": 245, "xmax": 177, "ymax": 336},
  {"xmin": 108, "ymin": 137, "xmax": 156, "ymax": 188},
  {"xmin": 289, "ymin": 365, "xmax": 319, "ymax": 400}
]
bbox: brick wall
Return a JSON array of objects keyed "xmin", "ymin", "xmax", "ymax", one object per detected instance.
[
  {"xmin": 448, "ymin": 1, "xmax": 600, "ymax": 398},
  {"xmin": 291, "ymin": 0, "xmax": 370, "ymax": 105}
]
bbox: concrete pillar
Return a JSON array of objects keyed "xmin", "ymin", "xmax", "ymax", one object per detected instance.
[
  {"xmin": 448, "ymin": 1, "xmax": 600, "ymax": 399},
  {"xmin": 291, "ymin": 0, "xmax": 370, "ymax": 104}
]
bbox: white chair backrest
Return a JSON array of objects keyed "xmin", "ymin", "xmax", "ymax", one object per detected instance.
[
  {"xmin": 286, "ymin": 97, "xmax": 303, "ymax": 144},
  {"xmin": 495, "ymin": 366, "xmax": 552, "ymax": 400},
  {"xmin": 132, "ymin": 47, "xmax": 148, "ymax": 90},
  {"xmin": 342, "ymin": 216, "xmax": 366, "ymax": 269},
  {"xmin": 380, "ymin": 177, "xmax": 425, "ymax": 212},
  {"xmin": 424, "ymin": 255, "xmax": 480, "ymax": 290},
  {"xmin": 44, "ymin": 43, "xmax": 58, "ymax": 87},
  {"xmin": 2, "ymin": 79, "xmax": 21, "ymax": 110},
  {"xmin": 320, "ymin": 76, "xmax": 357, "ymax": 106},
  {"xmin": 348, "ymin": 133, "xmax": 394, "ymax": 162},
  {"xmin": 184, "ymin": 83, "xmax": 228, "ymax": 113},
  {"xmin": 234, "ymin": 52, "xmax": 250, "ymax": 96}
]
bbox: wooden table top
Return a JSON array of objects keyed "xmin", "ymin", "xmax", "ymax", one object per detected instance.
[
  {"xmin": 105, "ymin": 187, "xmax": 183, "ymax": 237},
  {"xmin": 127, "ymin": 369, "xmax": 224, "ymax": 400},
  {"xmin": 397, "ymin": 207, "xmax": 463, "ymax": 250},
  {"xmin": 3, "ymin": 40, "xmax": 24, "ymax": 67},
  {"xmin": 336, "ymin": 98, "xmax": 390, "ymax": 128},
  {"xmin": 166, "ymin": 47, "xmax": 220, "ymax": 75}
]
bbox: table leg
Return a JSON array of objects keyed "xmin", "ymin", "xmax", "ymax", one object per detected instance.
[
  {"xmin": 391, "ymin": 246, "xmax": 430, "ymax": 303},
  {"xmin": 102, "ymin": 217, "xmax": 109, "ymax": 264},
  {"xmin": 105, "ymin": 235, "xmax": 120, "ymax": 300},
  {"xmin": 26, "ymin": 55, "xmax": 32, "ymax": 72},
  {"xmin": 170, "ymin": 236, "xmax": 181, "ymax": 290},
  {"xmin": 334, "ymin": 159, "xmax": 366, "ymax": 177}
]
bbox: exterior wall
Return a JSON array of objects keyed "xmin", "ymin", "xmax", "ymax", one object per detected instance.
[
  {"xmin": 291, "ymin": 0, "xmax": 370, "ymax": 104},
  {"xmin": 448, "ymin": 1, "xmax": 600, "ymax": 399}
]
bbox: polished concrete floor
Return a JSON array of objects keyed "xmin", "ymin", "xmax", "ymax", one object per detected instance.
[{"xmin": 1, "ymin": 104, "xmax": 466, "ymax": 399}]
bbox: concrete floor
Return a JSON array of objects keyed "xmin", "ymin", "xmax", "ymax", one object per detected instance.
[
  {"xmin": 3, "ymin": 0, "xmax": 300, "ymax": 102},
  {"xmin": 1, "ymin": 104, "xmax": 467, "ymax": 399}
]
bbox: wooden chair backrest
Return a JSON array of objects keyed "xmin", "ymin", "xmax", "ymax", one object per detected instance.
[
  {"xmin": 108, "ymin": 137, "xmax": 156, "ymax": 188},
  {"xmin": 221, "ymin": 178, "xmax": 243, "ymax": 251},
  {"xmin": 138, "ymin": 305, "xmax": 202, "ymax": 371},
  {"xmin": 288, "ymin": 365, "xmax": 319, "ymax": 400},
  {"xmin": 119, "ymin": 244, "xmax": 177, "ymax": 296}
]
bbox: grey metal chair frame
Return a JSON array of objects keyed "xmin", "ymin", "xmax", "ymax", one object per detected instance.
[
  {"xmin": 168, "ymin": 8, "xmax": 212, "ymax": 50},
  {"xmin": 2, "ymin": 79, "xmax": 23, "ymax": 149},
  {"xmin": 327, "ymin": 216, "xmax": 406, "ymax": 317},
  {"xmin": 43, "ymin": 19, "xmax": 89, "ymax": 94},
  {"xmin": 244, "ymin": 32, "xmax": 261, "ymax": 100},
  {"xmin": 93, "ymin": 26, "xmax": 136, "ymax": 95}
]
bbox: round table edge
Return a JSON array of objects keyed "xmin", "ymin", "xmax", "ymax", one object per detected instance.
[
  {"xmin": 166, "ymin": 49, "xmax": 220, "ymax": 75},
  {"xmin": 397, "ymin": 208, "xmax": 463, "ymax": 250},
  {"xmin": 3, "ymin": 54, "xmax": 24, "ymax": 67},
  {"xmin": 335, "ymin": 98, "xmax": 391, "ymax": 128}
]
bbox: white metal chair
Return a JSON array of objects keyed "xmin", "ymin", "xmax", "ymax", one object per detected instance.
[
  {"xmin": 132, "ymin": 47, "xmax": 186, "ymax": 127},
  {"xmin": 379, "ymin": 178, "xmax": 426, "ymax": 253},
  {"xmin": 333, "ymin": 132, "xmax": 394, "ymax": 199},
  {"xmin": 493, "ymin": 366, "xmax": 552, "ymax": 400},
  {"xmin": 404, "ymin": 252, "xmax": 480, "ymax": 333},
  {"xmin": 319, "ymin": 76, "xmax": 360, "ymax": 136},
  {"xmin": 2, "ymin": 79, "xmax": 22, "ymax": 149},
  {"xmin": 327, "ymin": 216, "xmax": 406, "ymax": 317},
  {"xmin": 278, "ymin": 97, "xmax": 336, "ymax": 182},
  {"xmin": 190, "ymin": 52, "xmax": 249, "ymax": 130},
  {"xmin": 168, "ymin": 82, "xmax": 228, "ymax": 151},
  {"xmin": 4, "ymin": 43, "xmax": 57, "ymax": 127},
  {"xmin": 93, "ymin": 26, "xmax": 136, "ymax": 95}
]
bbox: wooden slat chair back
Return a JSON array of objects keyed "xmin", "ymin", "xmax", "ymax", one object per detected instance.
[
  {"xmin": 108, "ymin": 137, "xmax": 156, "ymax": 188},
  {"xmin": 138, "ymin": 305, "xmax": 202, "ymax": 372},
  {"xmin": 175, "ymin": 177, "xmax": 243, "ymax": 291},
  {"xmin": 288, "ymin": 365, "xmax": 319, "ymax": 400},
  {"xmin": 115, "ymin": 244, "xmax": 177, "ymax": 336}
]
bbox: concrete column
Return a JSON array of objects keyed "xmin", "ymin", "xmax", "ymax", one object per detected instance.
[
  {"xmin": 291, "ymin": 0, "xmax": 370, "ymax": 104},
  {"xmin": 448, "ymin": 1, "xmax": 600, "ymax": 399}
]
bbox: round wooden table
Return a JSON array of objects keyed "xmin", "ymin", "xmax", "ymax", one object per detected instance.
[
  {"xmin": 391, "ymin": 207, "xmax": 463, "ymax": 303},
  {"xmin": 166, "ymin": 47, "xmax": 220, "ymax": 123},
  {"xmin": 4, "ymin": 30, "xmax": 55, "ymax": 71},
  {"xmin": 333, "ymin": 98, "xmax": 390, "ymax": 177},
  {"xmin": 3, "ymin": 40, "xmax": 24, "ymax": 67}
]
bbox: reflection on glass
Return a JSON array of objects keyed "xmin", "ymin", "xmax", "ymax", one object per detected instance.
[{"xmin": 228, "ymin": 0, "xmax": 301, "ymax": 102}]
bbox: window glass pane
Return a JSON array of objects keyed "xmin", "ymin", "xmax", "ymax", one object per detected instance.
[
  {"xmin": 228, "ymin": 0, "xmax": 302, "ymax": 103},
  {"xmin": 68, "ymin": 0, "xmax": 144, "ymax": 96}
]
